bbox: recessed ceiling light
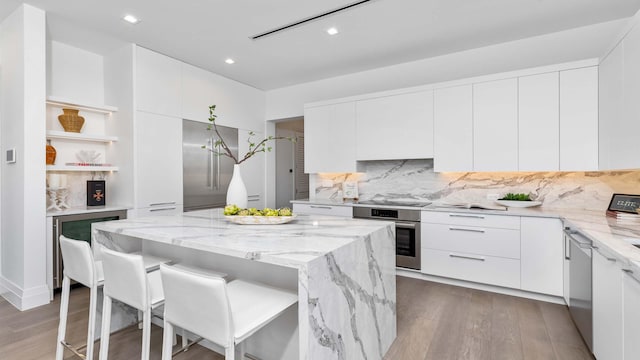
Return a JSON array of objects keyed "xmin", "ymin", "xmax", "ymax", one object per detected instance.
[
  {"xmin": 122, "ymin": 15, "xmax": 140, "ymax": 24},
  {"xmin": 225, "ymin": 58, "xmax": 235, "ymax": 64},
  {"xmin": 327, "ymin": 27, "xmax": 339, "ymax": 35}
]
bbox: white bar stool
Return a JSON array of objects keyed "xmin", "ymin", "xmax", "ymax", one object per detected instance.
[
  {"xmin": 56, "ymin": 235, "xmax": 103, "ymax": 360},
  {"xmin": 159, "ymin": 264, "xmax": 298, "ymax": 360},
  {"xmin": 55, "ymin": 237, "xmax": 174, "ymax": 360},
  {"xmin": 99, "ymin": 248, "xmax": 166, "ymax": 360}
]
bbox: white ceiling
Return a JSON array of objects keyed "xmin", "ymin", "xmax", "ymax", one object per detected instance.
[{"xmin": 1, "ymin": 0, "xmax": 640, "ymax": 90}]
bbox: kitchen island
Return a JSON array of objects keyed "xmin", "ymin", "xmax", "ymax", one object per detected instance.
[{"xmin": 92, "ymin": 209, "xmax": 396, "ymax": 360}]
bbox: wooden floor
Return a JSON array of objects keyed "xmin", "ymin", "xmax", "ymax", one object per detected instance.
[{"xmin": 0, "ymin": 276, "xmax": 592, "ymax": 360}]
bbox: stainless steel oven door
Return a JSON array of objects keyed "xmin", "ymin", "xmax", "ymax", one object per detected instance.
[{"xmin": 396, "ymin": 221, "xmax": 421, "ymax": 270}]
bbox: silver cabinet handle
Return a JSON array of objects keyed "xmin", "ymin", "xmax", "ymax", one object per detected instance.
[
  {"xmin": 396, "ymin": 222, "xmax": 417, "ymax": 230},
  {"xmin": 449, "ymin": 253, "xmax": 486, "ymax": 261},
  {"xmin": 149, "ymin": 202, "xmax": 176, "ymax": 207},
  {"xmin": 595, "ymin": 247, "xmax": 617, "ymax": 262},
  {"xmin": 449, "ymin": 213, "xmax": 485, "ymax": 219},
  {"xmin": 449, "ymin": 226, "xmax": 485, "ymax": 233},
  {"xmin": 150, "ymin": 207, "xmax": 176, "ymax": 212},
  {"xmin": 310, "ymin": 205, "xmax": 332, "ymax": 209},
  {"xmin": 623, "ymin": 268, "xmax": 634, "ymax": 274}
]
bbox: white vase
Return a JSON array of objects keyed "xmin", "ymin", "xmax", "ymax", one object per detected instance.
[{"xmin": 226, "ymin": 164, "xmax": 248, "ymax": 208}]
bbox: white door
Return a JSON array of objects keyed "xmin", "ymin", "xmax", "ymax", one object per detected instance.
[
  {"xmin": 519, "ymin": 72, "xmax": 560, "ymax": 171},
  {"xmin": 560, "ymin": 67, "xmax": 599, "ymax": 171},
  {"xmin": 239, "ymin": 129, "xmax": 265, "ymax": 209},
  {"xmin": 434, "ymin": 85, "xmax": 473, "ymax": 172},
  {"xmin": 520, "ymin": 217, "xmax": 563, "ymax": 296},
  {"xmin": 624, "ymin": 272, "xmax": 640, "ymax": 360},
  {"xmin": 473, "ymin": 78, "xmax": 518, "ymax": 171},
  {"xmin": 599, "ymin": 42, "xmax": 624, "ymax": 170},
  {"xmin": 304, "ymin": 102, "xmax": 356, "ymax": 173},
  {"xmin": 592, "ymin": 250, "xmax": 623, "ymax": 360},
  {"xmin": 135, "ymin": 47, "xmax": 182, "ymax": 117}
]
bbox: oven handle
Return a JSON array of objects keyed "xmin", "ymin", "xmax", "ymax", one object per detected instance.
[{"xmin": 395, "ymin": 222, "xmax": 417, "ymax": 229}]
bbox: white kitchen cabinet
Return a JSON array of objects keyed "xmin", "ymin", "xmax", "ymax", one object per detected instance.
[
  {"xmin": 623, "ymin": 271, "xmax": 640, "ymax": 360},
  {"xmin": 563, "ymin": 233, "xmax": 571, "ymax": 305},
  {"xmin": 560, "ymin": 67, "xmax": 599, "ymax": 171},
  {"xmin": 304, "ymin": 102, "xmax": 357, "ymax": 173},
  {"xmin": 135, "ymin": 111, "xmax": 183, "ymax": 210},
  {"xmin": 520, "ymin": 217, "xmax": 563, "ymax": 296},
  {"xmin": 135, "ymin": 47, "xmax": 182, "ymax": 117},
  {"xmin": 238, "ymin": 129, "xmax": 265, "ymax": 209},
  {"xmin": 599, "ymin": 42, "xmax": 624, "ymax": 170},
  {"xmin": 518, "ymin": 72, "xmax": 560, "ymax": 171},
  {"xmin": 292, "ymin": 203, "xmax": 352, "ymax": 217},
  {"xmin": 472, "ymin": 79, "xmax": 518, "ymax": 171},
  {"xmin": 355, "ymin": 90, "xmax": 433, "ymax": 160},
  {"xmin": 621, "ymin": 24, "xmax": 640, "ymax": 169},
  {"xmin": 592, "ymin": 248, "xmax": 623, "ymax": 360},
  {"xmin": 181, "ymin": 63, "xmax": 214, "ymax": 123},
  {"xmin": 433, "ymin": 85, "xmax": 473, "ymax": 172}
]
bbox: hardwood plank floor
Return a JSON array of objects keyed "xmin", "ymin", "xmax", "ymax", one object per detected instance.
[{"xmin": 0, "ymin": 277, "xmax": 593, "ymax": 360}]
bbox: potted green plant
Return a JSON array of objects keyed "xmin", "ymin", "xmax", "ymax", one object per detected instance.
[{"xmin": 202, "ymin": 105, "xmax": 294, "ymax": 208}]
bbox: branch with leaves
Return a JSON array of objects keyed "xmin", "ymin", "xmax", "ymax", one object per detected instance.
[{"xmin": 202, "ymin": 104, "xmax": 295, "ymax": 164}]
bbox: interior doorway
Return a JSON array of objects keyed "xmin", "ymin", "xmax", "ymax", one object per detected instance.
[{"xmin": 275, "ymin": 118, "xmax": 308, "ymax": 208}]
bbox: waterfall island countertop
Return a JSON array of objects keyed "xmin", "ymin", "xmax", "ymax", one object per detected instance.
[{"xmin": 92, "ymin": 209, "xmax": 397, "ymax": 360}]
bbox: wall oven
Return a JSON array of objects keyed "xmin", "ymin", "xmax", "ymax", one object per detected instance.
[
  {"xmin": 353, "ymin": 205, "xmax": 422, "ymax": 270},
  {"xmin": 52, "ymin": 210, "xmax": 127, "ymax": 289}
]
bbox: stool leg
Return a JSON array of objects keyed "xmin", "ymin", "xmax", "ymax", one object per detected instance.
[
  {"xmin": 99, "ymin": 295, "xmax": 112, "ymax": 360},
  {"xmin": 161, "ymin": 320, "xmax": 174, "ymax": 360},
  {"xmin": 85, "ymin": 285, "xmax": 98, "ymax": 360},
  {"xmin": 55, "ymin": 276, "xmax": 71, "ymax": 360},
  {"xmin": 141, "ymin": 309, "xmax": 151, "ymax": 360}
]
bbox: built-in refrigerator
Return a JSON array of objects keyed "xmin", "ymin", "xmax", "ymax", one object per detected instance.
[{"xmin": 182, "ymin": 119, "xmax": 238, "ymax": 211}]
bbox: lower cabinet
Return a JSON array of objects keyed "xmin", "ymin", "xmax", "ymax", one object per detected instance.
[
  {"xmin": 421, "ymin": 212, "xmax": 565, "ymax": 297},
  {"xmin": 592, "ymin": 249, "xmax": 623, "ymax": 360},
  {"xmin": 238, "ymin": 129, "xmax": 265, "ymax": 209},
  {"xmin": 292, "ymin": 203, "xmax": 352, "ymax": 217},
  {"xmin": 624, "ymin": 271, "xmax": 640, "ymax": 360},
  {"xmin": 521, "ymin": 217, "xmax": 563, "ymax": 296}
]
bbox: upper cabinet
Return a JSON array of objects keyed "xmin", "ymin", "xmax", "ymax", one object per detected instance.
[
  {"xmin": 355, "ymin": 90, "xmax": 433, "ymax": 160},
  {"xmin": 518, "ymin": 72, "xmax": 560, "ymax": 171},
  {"xmin": 599, "ymin": 21, "xmax": 640, "ymax": 170},
  {"xmin": 304, "ymin": 102, "xmax": 357, "ymax": 173},
  {"xmin": 560, "ymin": 67, "xmax": 599, "ymax": 171},
  {"xmin": 135, "ymin": 47, "xmax": 182, "ymax": 117},
  {"xmin": 473, "ymin": 79, "xmax": 518, "ymax": 171},
  {"xmin": 434, "ymin": 85, "xmax": 473, "ymax": 172}
]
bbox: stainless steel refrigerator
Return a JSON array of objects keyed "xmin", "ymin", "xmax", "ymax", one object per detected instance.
[{"xmin": 182, "ymin": 119, "xmax": 238, "ymax": 211}]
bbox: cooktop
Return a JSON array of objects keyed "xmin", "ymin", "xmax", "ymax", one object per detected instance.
[{"xmin": 357, "ymin": 199, "xmax": 432, "ymax": 208}]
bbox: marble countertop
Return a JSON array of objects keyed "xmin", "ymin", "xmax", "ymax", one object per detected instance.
[
  {"xmin": 92, "ymin": 208, "xmax": 395, "ymax": 269},
  {"xmin": 294, "ymin": 199, "xmax": 640, "ymax": 279},
  {"xmin": 46, "ymin": 204, "xmax": 130, "ymax": 217}
]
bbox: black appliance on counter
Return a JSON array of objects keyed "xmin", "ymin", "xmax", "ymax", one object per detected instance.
[{"xmin": 353, "ymin": 200, "xmax": 430, "ymax": 270}]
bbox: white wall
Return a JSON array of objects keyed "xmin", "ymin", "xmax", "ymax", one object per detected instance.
[
  {"xmin": 0, "ymin": 4, "xmax": 48, "ymax": 310},
  {"xmin": 265, "ymin": 19, "xmax": 627, "ymax": 120},
  {"xmin": 48, "ymin": 40, "xmax": 104, "ymax": 104}
]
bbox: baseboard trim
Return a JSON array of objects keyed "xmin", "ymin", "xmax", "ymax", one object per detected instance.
[
  {"xmin": 0, "ymin": 276, "xmax": 51, "ymax": 311},
  {"xmin": 396, "ymin": 268, "xmax": 566, "ymax": 305}
]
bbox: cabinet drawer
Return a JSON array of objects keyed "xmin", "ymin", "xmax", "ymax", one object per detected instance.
[
  {"xmin": 292, "ymin": 203, "xmax": 352, "ymax": 217},
  {"xmin": 421, "ymin": 211, "xmax": 520, "ymax": 229},
  {"xmin": 421, "ymin": 248, "xmax": 521, "ymax": 289},
  {"xmin": 422, "ymin": 223, "xmax": 520, "ymax": 259}
]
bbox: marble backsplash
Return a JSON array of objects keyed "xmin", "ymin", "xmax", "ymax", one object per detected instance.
[
  {"xmin": 312, "ymin": 160, "xmax": 640, "ymax": 211},
  {"xmin": 46, "ymin": 172, "xmax": 108, "ymax": 209}
]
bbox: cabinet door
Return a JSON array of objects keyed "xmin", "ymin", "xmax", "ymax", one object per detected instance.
[
  {"xmin": 593, "ymin": 249, "xmax": 623, "ymax": 360},
  {"xmin": 519, "ymin": 72, "xmax": 560, "ymax": 171},
  {"xmin": 621, "ymin": 24, "xmax": 640, "ymax": 169},
  {"xmin": 560, "ymin": 67, "xmax": 599, "ymax": 171},
  {"xmin": 434, "ymin": 85, "xmax": 473, "ymax": 172},
  {"xmin": 304, "ymin": 102, "xmax": 356, "ymax": 173},
  {"xmin": 135, "ymin": 47, "xmax": 182, "ymax": 117},
  {"xmin": 599, "ymin": 42, "xmax": 624, "ymax": 170},
  {"xmin": 135, "ymin": 111, "xmax": 183, "ymax": 208},
  {"xmin": 238, "ymin": 129, "xmax": 265, "ymax": 209},
  {"xmin": 473, "ymin": 79, "xmax": 518, "ymax": 171},
  {"xmin": 624, "ymin": 272, "xmax": 640, "ymax": 360},
  {"xmin": 520, "ymin": 217, "xmax": 563, "ymax": 296},
  {"xmin": 356, "ymin": 90, "xmax": 433, "ymax": 160}
]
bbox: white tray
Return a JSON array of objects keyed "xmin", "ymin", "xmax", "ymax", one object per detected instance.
[
  {"xmin": 495, "ymin": 200, "xmax": 542, "ymax": 208},
  {"xmin": 225, "ymin": 215, "xmax": 297, "ymax": 225}
]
